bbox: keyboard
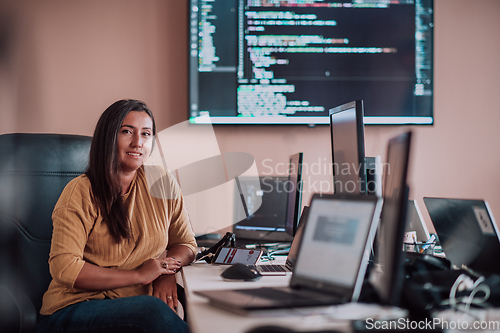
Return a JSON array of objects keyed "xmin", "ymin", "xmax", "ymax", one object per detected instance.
[
  {"xmin": 235, "ymin": 286, "xmax": 344, "ymax": 305},
  {"xmin": 237, "ymin": 287, "xmax": 311, "ymax": 301},
  {"xmin": 249, "ymin": 264, "xmax": 292, "ymax": 274}
]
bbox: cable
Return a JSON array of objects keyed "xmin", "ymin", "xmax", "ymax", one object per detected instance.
[
  {"xmin": 258, "ymin": 227, "xmax": 280, "ymax": 243},
  {"xmin": 448, "ymin": 274, "xmax": 469, "ymax": 311},
  {"xmin": 444, "ymin": 273, "xmax": 491, "ymax": 316},
  {"xmin": 464, "ymin": 276, "xmax": 490, "ymax": 312},
  {"xmin": 194, "ymin": 252, "xmax": 214, "ymax": 263},
  {"xmin": 268, "ymin": 248, "xmax": 291, "ymax": 256}
]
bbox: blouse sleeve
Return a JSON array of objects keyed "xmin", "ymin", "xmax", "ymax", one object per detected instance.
[{"xmin": 48, "ymin": 177, "xmax": 96, "ymax": 288}]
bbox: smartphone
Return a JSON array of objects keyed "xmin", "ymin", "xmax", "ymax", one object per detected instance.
[{"xmin": 213, "ymin": 247, "xmax": 263, "ymax": 265}]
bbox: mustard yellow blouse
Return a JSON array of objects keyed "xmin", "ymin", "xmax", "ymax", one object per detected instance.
[{"xmin": 40, "ymin": 166, "xmax": 197, "ymax": 315}]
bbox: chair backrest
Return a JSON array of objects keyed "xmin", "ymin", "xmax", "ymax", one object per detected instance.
[{"xmin": 0, "ymin": 133, "xmax": 91, "ymax": 314}]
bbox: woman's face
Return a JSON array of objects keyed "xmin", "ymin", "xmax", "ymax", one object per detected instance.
[{"xmin": 117, "ymin": 111, "xmax": 154, "ymax": 174}]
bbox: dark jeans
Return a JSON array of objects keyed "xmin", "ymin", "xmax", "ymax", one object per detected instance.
[{"xmin": 36, "ymin": 295, "xmax": 189, "ymax": 333}]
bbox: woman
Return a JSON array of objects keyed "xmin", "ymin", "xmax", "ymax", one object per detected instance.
[{"xmin": 36, "ymin": 99, "xmax": 197, "ymax": 333}]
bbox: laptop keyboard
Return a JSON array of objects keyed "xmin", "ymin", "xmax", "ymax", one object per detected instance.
[
  {"xmin": 249, "ymin": 264, "xmax": 290, "ymax": 273},
  {"xmin": 236, "ymin": 288, "xmax": 312, "ymax": 301}
]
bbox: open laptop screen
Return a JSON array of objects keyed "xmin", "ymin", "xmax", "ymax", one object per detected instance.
[
  {"xmin": 292, "ymin": 194, "xmax": 382, "ymax": 300},
  {"xmin": 424, "ymin": 197, "xmax": 500, "ymax": 274}
]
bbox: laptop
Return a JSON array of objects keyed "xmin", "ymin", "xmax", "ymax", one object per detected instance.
[
  {"xmin": 405, "ymin": 200, "xmax": 430, "ymax": 242},
  {"xmin": 424, "ymin": 197, "xmax": 500, "ymax": 274},
  {"xmin": 195, "ymin": 194, "xmax": 383, "ymax": 313},
  {"xmin": 248, "ymin": 206, "xmax": 310, "ymax": 276}
]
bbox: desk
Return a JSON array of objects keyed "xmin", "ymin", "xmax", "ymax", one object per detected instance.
[{"xmin": 181, "ymin": 260, "xmax": 405, "ymax": 333}]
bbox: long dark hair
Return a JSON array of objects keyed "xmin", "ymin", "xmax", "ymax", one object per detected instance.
[{"xmin": 86, "ymin": 99, "xmax": 156, "ymax": 243}]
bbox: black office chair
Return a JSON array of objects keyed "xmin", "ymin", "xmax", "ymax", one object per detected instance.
[
  {"xmin": 0, "ymin": 133, "xmax": 188, "ymax": 331},
  {"xmin": 0, "ymin": 133, "xmax": 92, "ymax": 331}
]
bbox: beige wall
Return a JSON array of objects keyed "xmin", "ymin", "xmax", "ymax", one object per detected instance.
[{"xmin": 1, "ymin": 0, "xmax": 500, "ymax": 232}]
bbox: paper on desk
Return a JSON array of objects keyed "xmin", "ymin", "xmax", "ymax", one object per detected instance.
[
  {"xmin": 321, "ymin": 302, "xmax": 408, "ymax": 320},
  {"xmin": 254, "ymin": 303, "xmax": 407, "ymax": 321},
  {"xmin": 253, "ymin": 303, "xmax": 408, "ymax": 332}
]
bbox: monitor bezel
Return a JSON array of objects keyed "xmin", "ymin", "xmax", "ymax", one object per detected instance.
[
  {"xmin": 371, "ymin": 131, "xmax": 412, "ymax": 306},
  {"xmin": 329, "ymin": 100, "xmax": 367, "ymax": 194},
  {"xmin": 233, "ymin": 176, "xmax": 293, "ymax": 243},
  {"xmin": 291, "ymin": 193, "xmax": 383, "ymax": 302},
  {"xmin": 285, "ymin": 152, "xmax": 303, "ymax": 237},
  {"xmin": 187, "ymin": 1, "xmax": 435, "ymax": 126}
]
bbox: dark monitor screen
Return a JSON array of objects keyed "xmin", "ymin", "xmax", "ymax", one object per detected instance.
[
  {"xmin": 329, "ymin": 100, "xmax": 367, "ymax": 194},
  {"xmin": 370, "ymin": 131, "xmax": 412, "ymax": 306},
  {"xmin": 188, "ymin": 0, "xmax": 434, "ymax": 125},
  {"xmin": 285, "ymin": 152, "xmax": 303, "ymax": 237},
  {"xmin": 233, "ymin": 176, "xmax": 292, "ymax": 242}
]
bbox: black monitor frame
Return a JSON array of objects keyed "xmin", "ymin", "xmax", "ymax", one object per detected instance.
[
  {"xmin": 284, "ymin": 152, "xmax": 303, "ymax": 237},
  {"xmin": 233, "ymin": 176, "xmax": 292, "ymax": 242},
  {"xmin": 370, "ymin": 131, "xmax": 412, "ymax": 306},
  {"xmin": 329, "ymin": 100, "xmax": 367, "ymax": 194}
]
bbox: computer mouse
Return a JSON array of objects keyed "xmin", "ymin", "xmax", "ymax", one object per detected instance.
[{"xmin": 221, "ymin": 263, "xmax": 262, "ymax": 281}]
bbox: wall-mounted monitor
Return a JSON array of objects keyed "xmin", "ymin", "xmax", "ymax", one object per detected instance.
[{"xmin": 189, "ymin": 0, "xmax": 434, "ymax": 125}]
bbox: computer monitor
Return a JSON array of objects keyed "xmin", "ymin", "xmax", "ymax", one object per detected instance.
[
  {"xmin": 369, "ymin": 131, "xmax": 412, "ymax": 306},
  {"xmin": 233, "ymin": 176, "xmax": 292, "ymax": 242},
  {"xmin": 329, "ymin": 100, "xmax": 367, "ymax": 194},
  {"xmin": 188, "ymin": 1, "xmax": 434, "ymax": 125},
  {"xmin": 285, "ymin": 152, "xmax": 303, "ymax": 237}
]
